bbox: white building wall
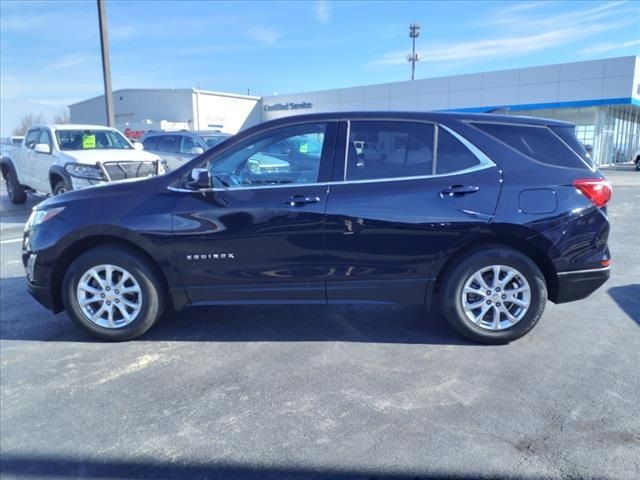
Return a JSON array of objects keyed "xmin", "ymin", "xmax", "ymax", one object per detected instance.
[
  {"xmin": 192, "ymin": 90, "xmax": 261, "ymax": 133},
  {"xmin": 261, "ymin": 56, "xmax": 639, "ymax": 121}
]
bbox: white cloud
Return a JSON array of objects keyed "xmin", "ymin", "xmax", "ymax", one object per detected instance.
[
  {"xmin": 580, "ymin": 39, "xmax": 640, "ymax": 55},
  {"xmin": 369, "ymin": 0, "xmax": 637, "ymax": 67},
  {"xmin": 48, "ymin": 53, "xmax": 96, "ymax": 70},
  {"xmin": 315, "ymin": 0, "xmax": 331, "ymax": 23},
  {"xmin": 247, "ymin": 26, "xmax": 282, "ymax": 45}
]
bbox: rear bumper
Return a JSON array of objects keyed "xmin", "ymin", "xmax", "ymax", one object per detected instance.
[{"xmin": 555, "ymin": 266, "xmax": 610, "ymax": 304}]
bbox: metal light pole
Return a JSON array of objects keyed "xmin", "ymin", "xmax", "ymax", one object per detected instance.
[
  {"xmin": 407, "ymin": 23, "xmax": 421, "ymax": 81},
  {"xmin": 97, "ymin": 0, "xmax": 115, "ymax": 127}
]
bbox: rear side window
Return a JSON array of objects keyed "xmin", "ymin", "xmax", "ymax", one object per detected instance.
[
  {"xmin": 347, "ymin": 121, "xmax": 434, "ymax": 181},
  {"xmin": 551, "ymin": 126, "xmax": 595, "ymax": 169},
  {"xmin": 473, "ymin": 123, "xmax": 587, "ymax": 169},
  {"xmin": 142, "ymin": 136, "xmax": 158, "ymax": 150},
  {"xmin": 156, "ymin": 135, "xmax": 180, "ymax": 153},
  {"xmin": 436, "ymin": 129, "xmax": 481, "ymax": 174}
]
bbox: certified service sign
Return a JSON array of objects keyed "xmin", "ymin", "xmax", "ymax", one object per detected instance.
[{"xmin": 264, "ymin": 101, "xmax": 312, "ymax": 112}]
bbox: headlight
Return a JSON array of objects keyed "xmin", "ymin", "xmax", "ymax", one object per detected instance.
[
  {"xmin": 26, "ymin": 207, "xmax": 65, "ymax": 229},
  {"xmin": 64, "ymin": 163, "xmax": 105, "ymax": 180}
]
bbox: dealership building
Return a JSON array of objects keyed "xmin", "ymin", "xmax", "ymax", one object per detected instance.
[{"xmin": 70, "ymin": 55, "xmax": 640, "ymax": 166}]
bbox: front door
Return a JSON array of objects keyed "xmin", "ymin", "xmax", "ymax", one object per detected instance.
[
  {"xmin": 172, "ymin": 121, "xmax": 337, "ymax": 304},
  {"xmin": 32, "ymin": 129, "xmax": 54, "ymax": 193},
  {"xmin": 324, "ymin": 119, "xmax": 503, "ymax": 305}
]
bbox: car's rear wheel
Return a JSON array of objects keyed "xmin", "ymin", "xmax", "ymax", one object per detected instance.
[
  {"xmin": 62, "ymin": 246, "xmax": 164, "ymax": 341},
  {"xmin": 5, "ymin": 169, "xmax": 27, "ymax": 204},
  {"xmin": 635, "ymin": 157, "xmax": 640, "ymax": 171},
  {"xmin": 441, "ymin": 247, "xmax": 546, "ymax": 344}
]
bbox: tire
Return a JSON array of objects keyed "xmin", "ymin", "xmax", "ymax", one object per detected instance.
[
  {"xmin": 5, "ymin": 168, "xmax": 27, "ymax": 204},
  {"xmin": 53, "ymin": 178, "xmax": 71, "ymax": 196},
  {"xmin": 635, "ymin": 158, "xmax": 640, "ymax": 171},
  {"xmin": 62, "ymin": 245, "xmax": 165, "ymax": 341},
  {"xmin": 441, "ymin": 246, "xmax": 547, "ymax": 344}
]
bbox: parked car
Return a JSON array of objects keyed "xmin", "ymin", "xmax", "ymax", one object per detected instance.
[
  {"xmin": 1, "ymin": 124, "xmax": 164, "ymax": 203},
  {"xmin": 141, "ymin": 130, "xmax": 231, "ymax": 170},
  {"xmin": 23, "ymin": 112, "xmax": 611, "ymax": 344}
]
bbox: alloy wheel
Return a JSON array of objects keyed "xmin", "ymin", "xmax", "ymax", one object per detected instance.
[
  {"xmin": 461, "ymin": 265, "xmax": 531, "ymax": 331},
  {"xmin": 76, "ymin": 264, "xmax": 142, "ymax": 328}
]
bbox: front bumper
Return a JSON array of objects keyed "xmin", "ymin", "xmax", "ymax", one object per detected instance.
[
  {"xmin": 26, "ymin": 279, "xmax": 57, "ymax": 311},
  {"xmin": 555, "ymin": 266, "xmax": 611, "ymax": 303}
]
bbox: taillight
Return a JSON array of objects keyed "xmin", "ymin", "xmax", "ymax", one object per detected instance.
[{"xmin": 573, "ymin": 178, "xmax": 612, "ymax": 208}]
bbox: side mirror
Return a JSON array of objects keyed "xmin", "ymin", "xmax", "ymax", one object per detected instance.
[
  {"xmin": 34, "ymin": 143, "xmax": 51, "ymax": 154},
  {"xmin": 187, "ymin": 168, "xmax": 210, "ymax": 189},
  {"xmin": 133, "ymin": 142, "xmax": 144, "ymax": 151},
  {"xmin": 190, "ymin": 147, "xmax": 205, "ymax": 155}
]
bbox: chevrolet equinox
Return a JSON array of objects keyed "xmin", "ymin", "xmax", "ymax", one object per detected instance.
[{"xmin": 22, "ymin": 112, "xmax": 612, "ymax": 344}]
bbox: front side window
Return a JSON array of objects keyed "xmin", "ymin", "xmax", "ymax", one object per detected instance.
[
  {"xmin": 38, "ymin": 130, "xmax": 52, "ymax": 151},
  {"xmin": 156, "ymin": 135, "xmax": 180, "ymax": 153},
  {"xmin": 56, "ymin": 130, "xmax": 132, "ymax": 151},
  {"xmin": 180, "ymin": 136, "xmax": 200, "ymax": 154},
  {"xmin": 25, "ymin": 129, "xmax": 40, "ymax": 148},
  {"xmin": 346, "ymin": 121, "xmax": 434, "ymax": 181},
  {"xmin": 201, "ymin": 134, "xmax": 230, "ymax": 148},
  {"xmin": 142, "ymin": 136, "xmax": 158, "ymax": 151},
  {"xmin": 207, "ymin": 123, "xmax": 327, "ymax": 188}
]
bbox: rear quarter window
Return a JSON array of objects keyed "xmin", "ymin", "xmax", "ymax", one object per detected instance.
[{"xmin": 472, "ymin": 122, "xmax": 589, "ymax": 169}]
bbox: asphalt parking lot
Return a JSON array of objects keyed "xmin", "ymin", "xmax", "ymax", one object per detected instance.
[{"xmin": 1, "ymin": 167, "xmax": 638, "ymax": 479}]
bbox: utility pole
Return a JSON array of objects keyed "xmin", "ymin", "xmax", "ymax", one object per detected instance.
[
  {"xmin": 407, "ymin": 23, "xmax": 421, "ymax": 81},
  {"xmin": 97, "ymin": 0, "xmax": 115, "ymax": 127}
]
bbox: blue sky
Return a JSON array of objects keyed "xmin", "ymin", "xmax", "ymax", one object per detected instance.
[{"xmin": 1, "ymin": 0, "xmax": 639, "ymax": 135}]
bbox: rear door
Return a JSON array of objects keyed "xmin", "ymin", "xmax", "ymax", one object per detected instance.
[
  {"xmin": 172, "ymin": 121, "xmax": 337, "ymax": 304},
  {"xmin": 324, "ymin": 119, "xmax": 502, "ymax": 305}
]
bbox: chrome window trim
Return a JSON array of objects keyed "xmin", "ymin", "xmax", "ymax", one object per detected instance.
[
  {"xmin": 557, "ymin": 266, "xmax": 610, "ymax": 276},
  {"xmin": 170, "ymin": 118, "xmax": 498, "ymax": 194},
  {"xmin": 438, "ymin": 124, "xmax": 496, "ymax": 170},
  {"xmin": 432, "ymin": 124, "xmax": 439, "ymax": 175},
  {"xmin": 168, "ymin": 164, "xmax": 496, "ymax": 193},
  {"xmin": 343, "ymin": 120, "xmax": 351, "ymax": 182},
  {"xmin": 467, "ymin": 120, "xmax": 596, "ymax": 172}
]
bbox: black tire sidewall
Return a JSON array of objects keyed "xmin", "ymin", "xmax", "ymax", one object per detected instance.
[
  {"xmin": 53, "ymin": 179, "xmax": 71, "ymax": 196},
  {"xmin": 442, "ymin": 248, "xmax": 547, "ymax": 344},
  {"xmin": 62, "ymin": 246, "xmax": 163, "ymax": 341},
  {"xmin": 6, "ymin": 170, "xmax": 26, "ymax": 204}
]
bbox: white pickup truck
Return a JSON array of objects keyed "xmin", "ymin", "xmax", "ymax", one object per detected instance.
[{"xmin": 0, "ymin": 124, "xmax": 164, "ymax": 204}]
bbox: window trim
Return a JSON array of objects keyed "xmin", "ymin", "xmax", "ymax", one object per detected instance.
[
  {"xmin": 466, "ymin": 120, "xmax": 596, "ymax": 172},
  {"xmin": 169, "ymin": 118, "xmax": 497, "ymax": 193},
  {"xmin": 342, "ymin": 119, "xmax": 495, "ymax": 183}
]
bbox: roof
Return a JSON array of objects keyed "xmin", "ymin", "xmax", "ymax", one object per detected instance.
[
  {"xmin": 35, "ymin": 124, "xmax": 117, "ymax": 131},
  {"xmin": 252, "ymin": 111, "xmax": 575, "ymax": 127}
]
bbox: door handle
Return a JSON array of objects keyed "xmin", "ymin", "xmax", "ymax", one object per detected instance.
[
  {"xmin": 286, "ymin": 195, "xmax": 321, "ymax": 207},
  {"xmin": 440, "ymin": 185, "xmax": 480, "ymax": 197}
]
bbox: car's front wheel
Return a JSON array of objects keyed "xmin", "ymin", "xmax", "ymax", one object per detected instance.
[
  {"xmin": 441, "ymin": 247, "xmax": 547, "ymax": 344},
  {"xmin": 62, "ymin": 246, "xmax": 164, "ymax": 341}
]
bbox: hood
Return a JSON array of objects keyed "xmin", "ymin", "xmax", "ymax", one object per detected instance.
[{"xmin": 60, "ymin": 149, "xmax": 160, "ymax": 164}]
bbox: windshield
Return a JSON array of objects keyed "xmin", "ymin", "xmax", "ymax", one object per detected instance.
[
  {"xmin": 56, "ymin": 129, "xmax": 133, "ymax": 151},
  {"xmin": 201, "ymin": 134, "xmax": 230, "ymax": 148}
]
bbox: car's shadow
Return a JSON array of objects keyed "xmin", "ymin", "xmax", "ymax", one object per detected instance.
[
  {"xmin": 0, "ymin": 276, "xmax": 472, "ymax": 345},
  {"xmin": 608, "ymin": 284, "xmax": 640, "ymax": 326}
]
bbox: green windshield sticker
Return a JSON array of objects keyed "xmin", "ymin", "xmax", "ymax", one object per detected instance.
[
  {"xmin": 299, "ymin": 142, "xmax": 309, "ymax": 153},
  {"xmin": 82, "ymin": 134, "xmax": 96, "ymax": 149}
]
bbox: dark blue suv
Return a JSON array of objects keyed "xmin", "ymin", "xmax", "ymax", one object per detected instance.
[{"xmin": 22, "ymin": 112, "xmax": 611, "ymax": 344}]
